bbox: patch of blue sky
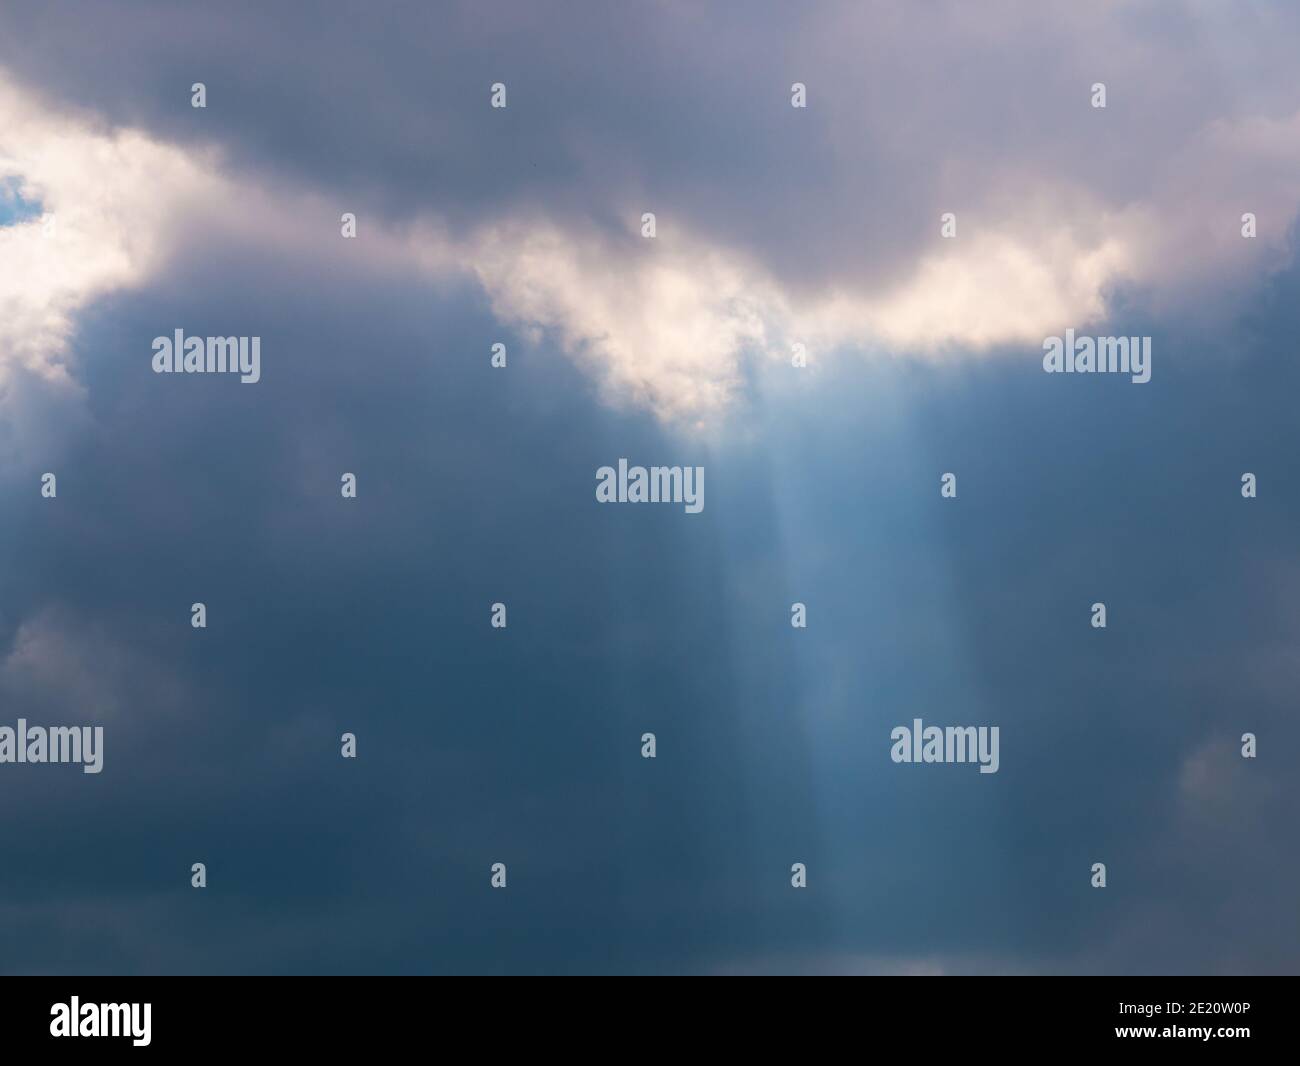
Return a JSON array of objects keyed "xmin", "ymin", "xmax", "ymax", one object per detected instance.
[{"xmin": 0, "ymin": 174, "xmax": 43, "ymax": 226}]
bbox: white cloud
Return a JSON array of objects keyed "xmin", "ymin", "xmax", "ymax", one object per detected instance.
[
  {"xmin": 7, "ymin": 0, "xmax": 1300, "ymax": 434},
  {"xmin": 454, "ymin": 219, "xmax": 776, "ymax": 422},
  {"xmin": 0, "ymin": 73, "xmax": 224, "ymax": 391},
  {"xmin": 419, "ymin": 209, "xmax": 1137, "ymax": 423}
]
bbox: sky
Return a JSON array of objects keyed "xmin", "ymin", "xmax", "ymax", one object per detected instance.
[{"xmin": 0, "ymin": 0, "xmax": 1298, "ymax": 975}]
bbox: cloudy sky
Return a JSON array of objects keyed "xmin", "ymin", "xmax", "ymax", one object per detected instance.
[{"xmin": 1, "ymin": 0, "xmax": 1298, "ymax": 974}]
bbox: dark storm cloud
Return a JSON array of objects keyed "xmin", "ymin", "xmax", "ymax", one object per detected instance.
[
  {"xmin": 5, "ymin": 0, "xmax": 1300, "ymax": 303},
  {"xmin": 0, "ymin": 2, "xmax": 1298, "ymax": 975},
  {"xmin": 0, "ymin": 211, "xmax": 1297, "ymax": 972},
  {"xmin": 0, "ymin": 218, "xmax": 826, "ymax": 973}
]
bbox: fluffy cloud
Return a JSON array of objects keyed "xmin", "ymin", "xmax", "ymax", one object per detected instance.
[
  {"xmin": 0, "ymin": 74, "xmax": 225, "ymax": 391},
  {"xmin": 454, "ymin": 219, "xmax": 776, "ymax": 422},
  {"xmin": 5, "ymin": 1, "xmax": 1300, "ymax": 427}
]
